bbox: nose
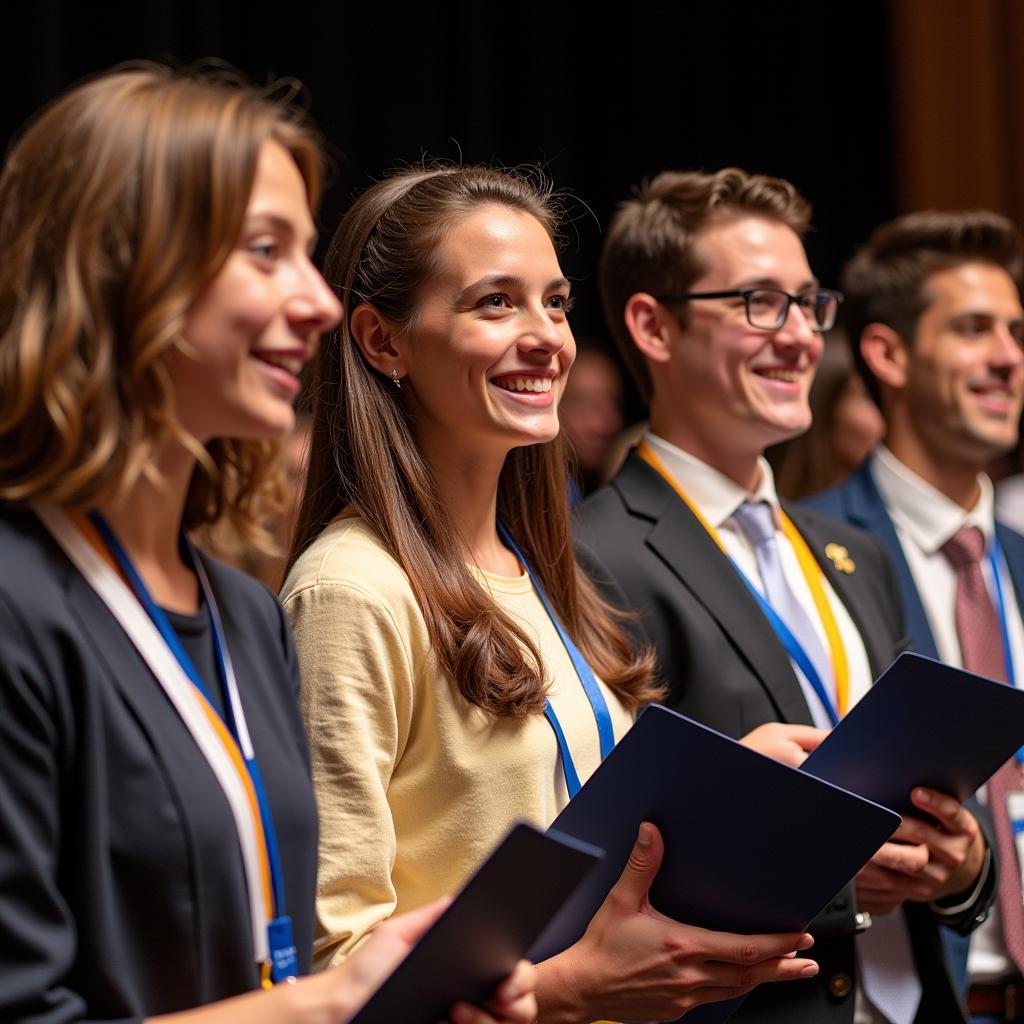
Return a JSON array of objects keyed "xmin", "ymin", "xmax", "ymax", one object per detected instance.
[
  {"xmin": 287, "ymin": 258, "xmax": 343, "ymax": 336},
  {"xmin": 519, "ymin": 302, "xmax": 570, "ymax": 359},
  {"xmin": 773, "ymin": 298, "xmax": 818, "ymax": 350},
  {"xmin": 992, "ymin": 321, "xmax": 1024, "ymax": 369}
]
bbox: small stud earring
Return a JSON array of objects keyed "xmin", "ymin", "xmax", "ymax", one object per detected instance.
[{"xmin": 391, "ymin": 369, "xmax": 402, "ymax": 389}]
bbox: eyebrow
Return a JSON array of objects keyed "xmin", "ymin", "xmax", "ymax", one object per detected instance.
[
  {"xmin": 950, "ymin": 309, "xmax": 1020, "ymax": 319},
  {"xmin": 735, "ymin": 275, "xmax": 821, "ymax": 291},
  {"xmin": 459, "ymin": 273, "xmax": 572, "ymax": 297}
]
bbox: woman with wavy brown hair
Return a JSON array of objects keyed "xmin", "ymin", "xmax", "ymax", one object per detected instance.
[
  {"xmin": 284, "ymin": 165, "xmax": 821, "ymax": 1022},
  {"xmin": 0, "ymin": 69, "xmax": 535, "ymax": 1024}
]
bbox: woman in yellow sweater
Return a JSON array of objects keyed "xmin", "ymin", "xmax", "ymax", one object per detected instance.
[{"xmin": 283, "ymin": 165, "xmax": 821, "ymax": 1023}]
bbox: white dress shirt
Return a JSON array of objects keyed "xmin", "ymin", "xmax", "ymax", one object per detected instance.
[
  {"xmin": 645, "ymin": 433, "xmax": 875, "ymax": 713},
  {"xmin": 645, "ymin": 434, "xmax": 895, "ymax": 1022},
  {"xmin": 872, "ymin": 446, "xmax": 1024, "ymax": 985}
]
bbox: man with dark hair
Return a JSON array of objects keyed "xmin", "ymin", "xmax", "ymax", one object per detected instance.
[
  {"xmin": 807, "ymin": 210, "xmax": 1024, "ymax": 1023},
  {"xmin": 578, "ymin": 170, "xmax": 994, "ymax": 1024}
]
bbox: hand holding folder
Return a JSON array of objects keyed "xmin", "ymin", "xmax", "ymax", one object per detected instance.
[
  {"xmin": 531, "ymin": 705, "xmax": 900, "ymax": 1023},
  {"xmin": 348, "ymin": 823, "xmax": 602, "ymax": 1024},
  {"xmin": 801, "ymin": 651, "xmax": 1024, "ymax": 915},
  {"xmin": 535, "ymin": 819, "xmax": 819, "ymax": 1024}
]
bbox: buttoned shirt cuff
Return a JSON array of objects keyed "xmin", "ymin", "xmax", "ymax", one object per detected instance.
[{"xmin": 930, "ymin": 845, "xmax": 992, "ymax": 918}]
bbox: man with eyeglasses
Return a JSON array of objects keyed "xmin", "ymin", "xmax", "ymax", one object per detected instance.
[
  {"xmin": 806, "ymin": 210, "xmax": 1024, "ymax": 1023},
  {"xmin": 576, "ymin": 169, "xmax": 993, "ymax": 1024}
]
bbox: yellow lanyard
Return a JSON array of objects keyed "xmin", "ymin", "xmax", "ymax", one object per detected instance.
[{"xmin": 636, "ymin": 440, "xmax": 849, "ymax": 717}]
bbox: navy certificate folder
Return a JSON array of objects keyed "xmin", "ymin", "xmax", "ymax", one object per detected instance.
[
  {"xmin": 803, "ymin": 650, "xmax": 1024, "ymax": 815},
  {"xmin": 349, "ymin": 822, "xmax": 603, "ymax": 1024},
  {"xmin": 529, "ymin": 704, "xmax": 900, "ymax": 1024}
]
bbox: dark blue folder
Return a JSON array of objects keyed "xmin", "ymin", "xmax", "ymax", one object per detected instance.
[
  {"xmin": 529, "ymin": 704, "xmax": 900, "ymax": 1024},
  {"xmin": 803, "ymin": 650, "xmax": 1024, "ymax": 815},
  {"xmin": 349, "ymin": 822, "xmax": 603, "ymax": 1024}
]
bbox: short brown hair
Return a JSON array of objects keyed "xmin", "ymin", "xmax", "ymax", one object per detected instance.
[
  {"xmin": 842, "ymin": 209, "xmax": 1024, "ymax": 406},
  {"xmin": 599, "ymin": 168, "xmax": 813, "ymax": 400},
  {"xmin": 291, "ymin": 164, "xmax": 660, "ymax": 718},
  {"xmin": 0, "ymin": 63, "xmax": 324, "ymax": 546}
]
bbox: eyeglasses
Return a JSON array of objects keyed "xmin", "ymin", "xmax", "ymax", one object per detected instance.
[{"xmin": 653, "ymin": 287, "xmax": 844, "ymax": 332}]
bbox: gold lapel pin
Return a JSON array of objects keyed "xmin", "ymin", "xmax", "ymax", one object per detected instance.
[{"xmin": 825, "ymin": 543, "xmax": 856, "ymax": 574}]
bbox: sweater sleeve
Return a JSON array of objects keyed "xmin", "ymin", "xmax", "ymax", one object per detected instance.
[{"xmin": 283, "ymin": 577, "xmax": 418, "ymax": 970}]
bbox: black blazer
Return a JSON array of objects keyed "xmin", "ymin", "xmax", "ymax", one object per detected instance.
[
  {"xmin": 0, "ymin": 506, "xmax": 318, "ymax": 1023},
  {"xmin": 576, "ymin": 451, "xmax": 992, "ymax": 1024}
]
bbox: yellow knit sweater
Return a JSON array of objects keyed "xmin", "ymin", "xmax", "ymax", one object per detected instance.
[{"xmin": 282, "ymin": 516, "xmax": 633, "ymax": 969}]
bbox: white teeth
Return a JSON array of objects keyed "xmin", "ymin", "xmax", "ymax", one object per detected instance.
[
  {"xmin": 255, "ymin": 353, "xmax": 303, "ymax": 375},
  {"xmin": 495, "ymin": 376, "xmax": 553, "ymax": 393},
  {"xmin": 758, "ymin": 369, "xmax": 800, "ymax": 382}
]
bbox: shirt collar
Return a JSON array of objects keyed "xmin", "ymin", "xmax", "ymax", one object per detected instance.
[
  {"xmin": 645, "ymin": 431, "xmax": 780, "ymax": 528},
  {"xmin": 871, "ymin": 445, "xmax": 994, "ymax": 555}
]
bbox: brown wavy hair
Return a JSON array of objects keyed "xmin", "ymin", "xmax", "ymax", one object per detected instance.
[
  {"xmin": 291, "ymin": 165, "xmax": 660, "ymax": 718},
  {"xmin": 0, "ymin": 63, "xmax": 325, "ymax": 545},
  {"xmin": 600, "ymin": 168, "xmax": 813, "ymax": 400}
]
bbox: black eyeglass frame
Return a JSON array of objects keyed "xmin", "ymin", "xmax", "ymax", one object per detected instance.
[{"xmin": 653, "ymin": 287, "xmax": 844, "ymax": 332}]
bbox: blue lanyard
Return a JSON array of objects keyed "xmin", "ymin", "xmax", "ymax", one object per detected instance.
[
  {"xmin": 987, "ymin": 538, "xmax": 1022, "ymax": 766},
  {"xmin": 88, "ymin": 512, "xmax": 296, "ymax": 982},
  {"xmin": 496, "ymin": 523, "xmax": 616, "ymax": 798},
  {"xmin": 988, "ymin": 538, "xmax": 1016, "ymax": 689},
  {"xmin": 730, "ymin": 558, "xmax": 840, "ymax": 728}
]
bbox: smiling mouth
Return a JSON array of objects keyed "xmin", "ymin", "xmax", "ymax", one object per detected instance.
[
  {"xmin": 754, "ymin": 368, "xmax": 802, "ymax": 383},
  {"xmin": 492, "ymin": 376, "xmax": 554, "ymax": 393},
  {"xmin": 251, "ymin": 351, "xmax": 306, "ymax": 376}
]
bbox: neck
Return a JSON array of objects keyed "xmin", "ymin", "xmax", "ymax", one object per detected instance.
[
  {"xmin": 649, "ymin": 405, "xmax": 763, "ymax": 493},
  {"xmin": 884, "ymin": 416, "xmax": 982, "ymax": 511},
  {"xmin": 95, "ymin": 443, "xmax": 201, "ymax": 612},
  {"xmin": 418, "ymin": 433, "xmax": 520, "ymax": 577}
]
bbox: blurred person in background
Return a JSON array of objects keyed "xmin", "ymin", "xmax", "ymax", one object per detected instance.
[
  {"xmin": 806, "ymin": 209, "xmax": 1024, "ymax": 1023},
  {"xmin": 559, "ymin": 341, "xmax": 625, "ymax": 499},
  {"xmin": 769, "ymin": 331, "xmax": 885, "ymax": 500}
]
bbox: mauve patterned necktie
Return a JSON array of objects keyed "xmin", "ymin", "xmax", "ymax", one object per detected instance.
[{"xmin": 942, "ymin": 525, "xmax": 1024, "ymax": 975}]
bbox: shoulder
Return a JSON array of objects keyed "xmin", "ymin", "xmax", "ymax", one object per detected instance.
[
  {"xmin": 575, "ymin": 453, "xmax": 674, "ymax": 545},
  {"xmin": 282, "ymin": 516, "xmax": 415, "ymax": 605},
  {"xmin": 0, "ymin": 506, "xmax": 80, "ymax": 651},
  {"xmin": 996, "ymin": 518, "xmax": 1024, "ymax": 572},
  {"xmin": 801, "ymin": 479, "xmax": 850, "ymax": 518},
  {"xmin": 281, "ymin": 516, "xmax": 429, "ymax": 647}
]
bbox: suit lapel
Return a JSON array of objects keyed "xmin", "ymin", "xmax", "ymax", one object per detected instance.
[
  {"xmin": 786, "ymin": 502, "xmax": 896, "ymax": 677},
  {"xmin": 62, "ymin": 555, "xmax": 205, "ymax": 752},
  {"xmin": 996, "ymin": 521, "xmax": 1024, "ymax": 621},
  {"xmin": 833, "ymin": 461, "xmax": 938, "ymax": 661},
  {"xmin": 615, "ymin": 453, "xmax": 816, "ymax": 726}
]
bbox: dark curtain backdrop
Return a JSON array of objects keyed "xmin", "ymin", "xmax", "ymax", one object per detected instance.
[{"xmin": 2, "ymin": 1, "xmax": 895, "ymax": 412}]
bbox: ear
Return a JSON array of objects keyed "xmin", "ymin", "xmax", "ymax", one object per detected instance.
[
  {"xmin": 350, "ymin": 303, "xmax": 405, "ymax": 378},
  {"xmin": 859, "ymin": 322, "xmax": 910, "ymax": 392},
  {"xmin": 624, "ymin": 293, "xmax": 674, "ymax": 366}
]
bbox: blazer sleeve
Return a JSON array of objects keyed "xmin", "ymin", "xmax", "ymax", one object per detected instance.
[
  {"xmin": 928, "ymin": 794, "xmax": 998, "ymax": 936},
  {"xmin": 283, "ymin": 578, "xmax": 416, "ymax": 969},
  {"xmin": 0, "ymin": 588, "xmax": 140, "ymax": 1024}
]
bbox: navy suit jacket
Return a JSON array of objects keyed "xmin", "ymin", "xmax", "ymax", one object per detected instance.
[
  {"xmin": 804, "ymin": 459, "xmax": 1024, "ymax": 659},
  {"xmin": 805, "ymin": 458, "xmax": 1012, "ymax": 995}
]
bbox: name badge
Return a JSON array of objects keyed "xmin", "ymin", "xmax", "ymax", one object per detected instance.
[
  {"xmin": 1007, "ymin": 790, "xmax": 1024, "ymax": 882},
  {"xmin": 269, "ymin": 916, "xmax": 298, "ymax": 982}
]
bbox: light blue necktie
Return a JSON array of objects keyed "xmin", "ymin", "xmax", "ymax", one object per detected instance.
[
  {"xmin": 731, "ymin": 501, "xmax": 836, "ymax": 728},
  {"xmin": 733, "ymin": 501, "xmax": 920, "ymax": 1023}
]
